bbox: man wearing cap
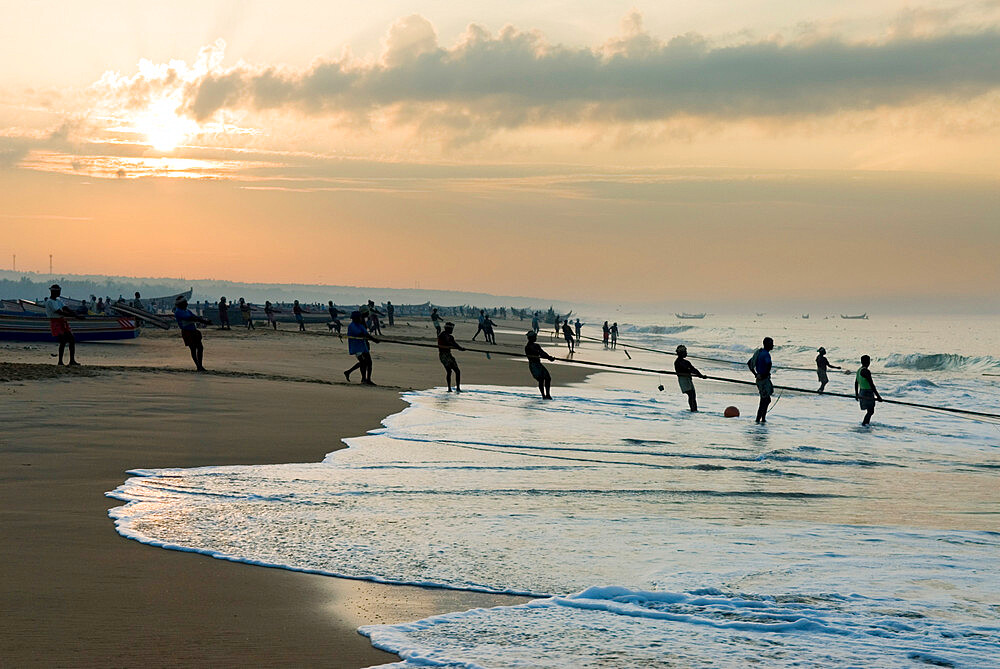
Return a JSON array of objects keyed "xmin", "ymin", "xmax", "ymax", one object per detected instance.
[
  {"xmin": 525, "ymin": 331, "xmax": 556, "ymax": 399},
  {"xmin": 437, "ymin": 322, "xmax": 466, "ymax": 392},
  {"xmin": 173, "ymin": 296, "xmax": 211, "ymax": 371},
  {"xmin": 44, "ymin": 284, "xmax": 81, "ymax": 366},
  {"xmin": 674, "ymin": 345, "xmax": 707, "ymax": 412},
  {"xmin": 815, "ymin": 347, "xmax": 841, "ymax": 394}
]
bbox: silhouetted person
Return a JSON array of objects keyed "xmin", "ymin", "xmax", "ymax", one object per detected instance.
[
  {"xmin": 472, "ymin": 310, "xmax": 486, "ymax": 341},
  {"xmin": 293, "ymin": 300, "xmax": 306, "ymax": 331},
  {"xmin": 574, "ymin": 319, "xmax": 582, "ymax": 345},
  {"xmin": 561, "ymin": 320, "xmax": 575, "ymax": 353},
  {"xmin": 265, "ymin": 301, "xmax": 278, "ymax": 330},
  {"xmin": 386, "ymin": 301, "xmax": 395, "ymax": 327},
  {"xmin": 431, "ymin": 307, "xmax": 443, "ymax": 335},
  {"xmin": 174, "ymin": 296, "xmax": 211, "ymax": 371},
  {"xmin": 369, "ymin": 310, "xmax": 383, "ymax": 336},
  {"xmin": 437, "ymin": 322, "xmax": 466, "ymax": 392},
  {"xmin": 531, "ymin": 312, "xmax": 540, "ymax": 334},
  {"xmin": 610, "ymin": 322, "xmax": 619, "ymax": 349},
  {"xmin": 748, "ymin": 337, "xmax": 774, "ymax": 423},
  {"xmin": 674, "ymin": 345, "xmax": 706, "ymax": 412},
  {"xmin": 602, "ymin": 321, "xmax": 610, "ymax": 348},
  {"xmin": 218, "ymin": 297, "xmax": 230, "ymax": 330},
  {"xmin": 483, "ymin": 314, "xmax": 497, "ymax": 344},
  {"xmin": 239, "ymin": 298, "xmax": 254, "ymax": 330},
  {"xmin": 44, "ymin": 284, "xmax": 81, "ymax": 365},
  {"xmin": 525, "ymin": 331, "xmax": 555, "ymax": 399},
  {"xmin": 96, "ymin": 297, "xmax": 105, "ymax": 314},
  {"xmin": 816, "ymin": 346, "xmax": 841, "ymax": 393},
  {"xmin": 327, "ymin": 301, "xmax": 343, "ymax": 338},
  {"xmin": 344, "ymin": 311, "xmax": 379, "ymax": 385},
  {"xmin": 855, "ymin": 354, "xmax": 883, "ymax": 426}
]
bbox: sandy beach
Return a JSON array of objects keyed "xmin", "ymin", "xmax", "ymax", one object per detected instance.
[{"xmin": 1, "ymin": 318, "xmax": 589, "ymax": 667}]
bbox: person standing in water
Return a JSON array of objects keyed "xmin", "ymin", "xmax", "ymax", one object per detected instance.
[
  {"xmin": 437, "ymin": 322, "xmax": 466, "ymax": 392},
  {"xmin": 674, "ymin": 345, "xmax": 707, "ymax": 412},
  {"xmin": 602, "ymin": 321, "xmax": 610, "ymax": 348},
  {"xmin": 610, "ymin": 322, "xmax": 619, "ymax": 349},
  {"xmin": 855, "ymin": 355, "xmax": 883, "ymax": 426},
  {"xmin": 44, "ymin": 284, "xmax": 81, "ymax": 366},
  {"xmin": 344, "ymin": 311, "xmax": 379, "ymax": 385},
  {"xmin": 173, "ymin": 296, "xmax": 211, "ymax": 371},
  {"xmin": 574, "ymin": 318, "xmax": 582, "ymax": 345},
  {"xmin": 815, "ymin": 347, "xmax": 841, "ymax": 393},
  {"xmin": 525, "ymin": 331, "xmax": 556, "ymax": 399},
  {"xmin": 748, "ymin": 337, "xmax": 775, "ymax": 423}
]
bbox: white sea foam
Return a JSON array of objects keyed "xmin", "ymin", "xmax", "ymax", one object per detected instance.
[{"xmin": 107, "ymin": 315, "xmax": 1000, "ymax": 667}]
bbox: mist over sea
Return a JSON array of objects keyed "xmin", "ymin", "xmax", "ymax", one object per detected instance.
[{"xmin": 108, "ymin": 313, "xmax": 1000, "ymax": 667}]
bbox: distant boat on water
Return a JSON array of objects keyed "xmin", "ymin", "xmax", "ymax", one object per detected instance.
[
  {"xmin": 840, "ymin": 313, "xmax": 868, "ymax": 320},
  {"xmin": 802, "ymin": 314, "xmax": 810, "ymax": 319},
  {"xmin": 676, "ymin": 313, "xmax": 706, "ymax": 320}
]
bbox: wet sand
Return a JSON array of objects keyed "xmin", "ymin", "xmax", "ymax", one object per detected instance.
[{"xmin": 0, "ymin": 319, "xmax": 588, "ymax": 667}]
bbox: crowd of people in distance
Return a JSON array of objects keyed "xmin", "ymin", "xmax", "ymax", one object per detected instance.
[{"xmin": 38, "ymin": 283, "xmax": 887, "ymax": 426}]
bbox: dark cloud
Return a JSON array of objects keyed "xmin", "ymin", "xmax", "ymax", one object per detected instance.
[{"xmin": 177, "ymin": 17, "xmax": 1000, "ymax": 129}]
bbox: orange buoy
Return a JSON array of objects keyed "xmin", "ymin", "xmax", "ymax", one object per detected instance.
[{"xmin": 724, "ymin": 406, "xmax": 740, "ymax": 418}]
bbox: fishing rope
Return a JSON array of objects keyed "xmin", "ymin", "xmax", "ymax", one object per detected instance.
[{"xmin": 351, "ymin": 335, "xmax": 1000, "ymax": 422}]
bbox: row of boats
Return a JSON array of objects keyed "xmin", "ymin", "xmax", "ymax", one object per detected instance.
[{"xmin": 0, "ymin": 297, "xmax": 179, "ymax": 342}]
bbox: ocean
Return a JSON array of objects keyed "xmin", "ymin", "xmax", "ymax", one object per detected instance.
[{"xmin": 107, "ymin": 314, "xmax": 1000, "ymax": 667}]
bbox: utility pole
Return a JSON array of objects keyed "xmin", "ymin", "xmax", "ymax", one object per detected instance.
[
  {"xmin": 49, "ymin": 254, "xmax": 53, "ymax": 274},
  {"xmin": 12, "ymin": 254, "xmax": 14, "ymax": 271}
]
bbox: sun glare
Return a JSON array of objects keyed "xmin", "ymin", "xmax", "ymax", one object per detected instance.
[{"xmin": 134, "ymin": 98, "xmax": 199, "ymax": 151}]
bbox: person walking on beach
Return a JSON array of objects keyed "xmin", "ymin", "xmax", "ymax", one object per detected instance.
[
  {"xmin": 610, "ymin": 322, "xmax": 619, "ymax": 349},
  {"xmin": 525, "ymin": 331, "xmax": 556, "ymax": 399},
  {"xmin": 674, "ymin": 345, "xmax": 707, "ymax": 412},
  {"xmin": 531, "ymin": 312, "xmax": 540, "ymax": 334},
  {"xmin": 816, "ymin": 347, "xmax": 841, "ymax": 393},
  {"xmin": 173, "ymin": 296, "xmax": 211, "ymax": 371},
  {"xmin": 386, "ymin": 301, "xmax": 395, "ymax": 327},
  {"xmin": 483, "ymin": 314, "xmax": 497, "ymax": 345},
  {"xmin": 44, "ymin": 284, "xmax": 81, "ymax": 366},
  {"xmin": 264, "ymin": 301, "xmax": 278, "ymax": 330},
  {"xmin": 561, "ymin": 320, "xmax": 575, "ymax": 353},
  {"xmin": 344, "ymin": 311, "xmax": 379, "ymax": 385},
  {"xmin": 293, "ymin": 300, "xmax": 306, "ymax": 332},
  {"xmin": 218, "ymin": 296, "xmax": 231, "ymax": 330},
  {"xmin": 431, "ymin": 307, "xmax": 443, "ymax": 335},
  {"xmin": 748, "ymin": 337, "xmax": 775, "ymax": 423},
  {"xmin": 574, "ymin": 319, "xmax": 582, "ymax": 345},
  {"xmin": 472, "ymin": 310, "xmax": 486, "ymax": 341},
  {"xmin": 855, "ymin": 355, "xmax": 883, "ymax": 426},
  {"xmin": 369, "ymin": 309, "xmax": 383, "ymax": 336},
  {"xmin": 239, "ymin": 298, "xmax": 255, "ymax": 330},
  {"xmin": 602, "ymin": 321, "xmax": 610, "ymax": 348},
  {"xmin": 437, "ymin": 322, "xmax": 466, "ymax": 392}
]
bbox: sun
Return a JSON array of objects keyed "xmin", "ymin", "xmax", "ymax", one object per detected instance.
[{"xmin": 134, "ymin": 98, "xmax": 199, "ymax": 152}]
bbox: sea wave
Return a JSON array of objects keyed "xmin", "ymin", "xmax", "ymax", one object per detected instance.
[
  {"xmin": 884, "ymin": 353, "xmax": 1000, "ymax": 372},
  {"xmin": 619, "ymin": 324, "xmax": 695, "ymax": 335}
]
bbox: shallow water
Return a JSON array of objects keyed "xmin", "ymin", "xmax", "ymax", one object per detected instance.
[{"xmin": 108, "ymin": 315, "xmax": 1000, "ymax": 667}]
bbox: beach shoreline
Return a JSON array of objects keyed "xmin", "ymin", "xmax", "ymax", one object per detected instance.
[{"xmin": 1, "ymin": 321, "xmax": 590, "ymax": 667}]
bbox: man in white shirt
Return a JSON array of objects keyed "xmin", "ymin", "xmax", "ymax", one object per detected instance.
[{"xmin": 44, "ymin": 284, "xmax": 81, "ymax": 365}]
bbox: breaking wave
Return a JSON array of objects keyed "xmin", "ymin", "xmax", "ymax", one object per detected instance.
[{"xmin": 884, "ymin": 353, "xmax": 1000, "ymax": 372}]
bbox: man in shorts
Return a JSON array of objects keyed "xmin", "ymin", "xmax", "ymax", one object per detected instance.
[
  {"xmin": 855, "ymin": 355, "xmax": 883, "ymax": 426},
  {"xmin": 44, "ymin": 284, "xmax": 81, "ymax": 366},
  {"xmin": 173, "ymin": 296, "xmax": 211, "ymax": 371},
  {"xmin": 815, "ymin": 346, "xmax": 841, "ymax": 393},
  {"xmin": 748, "ymin": 337, "xmax": 775, "ymax": 423},
  {"xmin": 431, "ymin": 307, "xmax": 443, "ymax": 335},
  {"xmin": 674, "ymin": 344, "xmax": 707, "ymax": 412},
  {"xmin": 344, "ymin": 311, "xmax": 379, "ymax": 385},
  {"xmin": 437, "ymin": 322, "xmax": 466, "ymax": 392},
  {"xmin": 218, "ymin": 296, "xmax": 231, "ymax": 330},
  {"xmin": 525, "ymin": 331, "xmax": 556, "ymax": 399}
]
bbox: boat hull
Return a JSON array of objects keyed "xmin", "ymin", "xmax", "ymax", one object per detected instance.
[{"xmin": 0, "ymin": 314, "xmax": 140, "ymax": 342}]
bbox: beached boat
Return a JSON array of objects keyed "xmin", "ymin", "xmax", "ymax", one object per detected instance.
[
  {"xmin": 840, "ymin": 313, "xmax": 868, "ymax": 320},
  {"xmin": 0, "ymin": 301, "xmax": 140, "ymax": 341},
  {"xmin": 676, "ymin": 313, "xmax": 706, "ymax": 319}
]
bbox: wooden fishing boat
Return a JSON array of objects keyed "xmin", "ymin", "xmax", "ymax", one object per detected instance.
[
  {"xmin": 676, "ymin": 313, "xmax": 706, "ymax": 319},
  {"xmin": 840, "ymin": 313, "xmax": 868, "ymax": 320},
  {"xmin": 0, "ymin": 301, "xmax": 139, "ymax": 341}
]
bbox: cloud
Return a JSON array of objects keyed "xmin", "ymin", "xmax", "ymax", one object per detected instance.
[{"xmin": 167, "ymin": 14, "xmax": 1000, "ymax": 135}]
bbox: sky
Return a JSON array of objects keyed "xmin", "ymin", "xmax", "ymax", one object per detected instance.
[{"xmin": 1, "ymin": 1, "xmax": 998, "ymax": 307}]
